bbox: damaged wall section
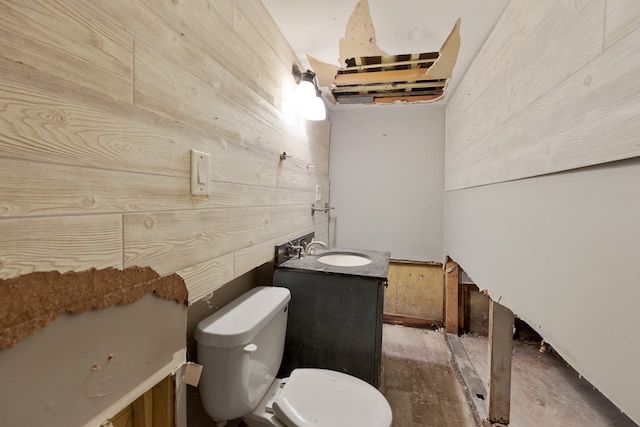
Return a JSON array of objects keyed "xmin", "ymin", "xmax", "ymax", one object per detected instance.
[
  {"xmin": 0, "ymin": 267, "xmax": 188, "ymax": 427},
  {"xmin": 0, "ymin": 266, "xmax": 188, "ymax": 349},
  {"xmin": 307, "ymin": 0, "xmax": 461, "ymax": 104}
]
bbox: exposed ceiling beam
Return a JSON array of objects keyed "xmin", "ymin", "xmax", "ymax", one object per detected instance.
[
  {"xmin": 334, "ymin": 68, "xmax": 441, "ymax": 86},
  {"xmin": 373, "ymin": 94, "xmax": 442, "ymax": 103},
  {"xmin": 332, "ymin": 80, "xmax": 446, "ymax": 93},
  {"xmin": 341, "ymin": 57, "xmax": 437, "ymax": 71}
]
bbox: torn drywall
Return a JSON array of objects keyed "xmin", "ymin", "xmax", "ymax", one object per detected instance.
[
  {"xmin": 0, "ymin": 267, "xmax": 188, "ymax": 348},
  {"xmin": 338, "ymin": 0, "xmax": 387, "ymax": 64},
  {"xmin": 428, "ymin": 17, "xmax": 462, "ymax": 79},
  {"xmin": 308, "ymin": 0, "xmax": 461, "ymax": 105}
]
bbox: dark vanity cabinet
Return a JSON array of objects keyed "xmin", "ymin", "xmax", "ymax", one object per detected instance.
[{"xmin": 274, "ymin": 249, "xmax": 389, "ymax": 387}]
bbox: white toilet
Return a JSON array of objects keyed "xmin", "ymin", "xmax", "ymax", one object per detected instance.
[{"xmin": 195, "ymin": 286, "xmax": 393, "ymax": 427}]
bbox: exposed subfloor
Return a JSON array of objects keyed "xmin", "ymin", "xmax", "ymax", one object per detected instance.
[
  {"xmin": 459, "ymin": 334, "xmax": 637, "ymax": 427},
  {"xmin": 380, "ymin": 324, "xmax": 476, "ymax": 426},
  {"xmin": 381, "ymin": 324, "xmax": 637, "ymax": 427}
]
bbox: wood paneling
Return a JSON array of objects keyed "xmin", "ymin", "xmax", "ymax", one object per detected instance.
[
  {"xmin": 0, "ymin": 0, "xmax": 330, "ymax": 301},
  {"xmin": 0, "ymin": 0, "xmax": 133, "ymax": 103},
  {"xmin": 604, "ymin": 0, "xmax": 640, "ymax": 49},
  {"xmin": 445, "ymin": 0, "xmax": 624, "ymax": 190},
  {"xmin": 123, "ymin": 206, "xmax": 314, "ymax": 276},
  {"xmin": 447, "ymin": 15, "xmax": 640, "ymax": 190},
  {"xmin": 176, "ymin": 255, "xmax": 234, "ymax": 304},
  {"xmin": 0, "ymin": 215, "xmax": 122, "ymax": 279}
]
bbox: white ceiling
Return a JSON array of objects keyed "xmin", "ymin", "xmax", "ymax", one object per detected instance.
[{"xmin": 261, "ymin": 0, "xmax": 510, "ymax": 105}]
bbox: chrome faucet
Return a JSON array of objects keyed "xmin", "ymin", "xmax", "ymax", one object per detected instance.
[
  {"xmin": 305, "ymin": 240, "xmax": 327, "ymax": 255},
  {"xmin": 288, "ymin": 242, "xmax": 305, "ymax": 258}
]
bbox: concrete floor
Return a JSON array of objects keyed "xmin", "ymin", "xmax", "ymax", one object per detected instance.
[
  {"xmin": 460, "ymin": 334, "xmax": 637, "ymax": 427},
  {"xmin": 381, "ymin": 324, "xmax": 637, "ymax": 427},
  {"xmin": 380, "ymin": 324, "xmax": 476, "ymax": 426}
]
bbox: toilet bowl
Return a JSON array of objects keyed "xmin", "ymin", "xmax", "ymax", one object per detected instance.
[
  {"xmin": 243, "ymin": 368, "xmax": 391, "ymax": 427},
  {"xmin": 195, "ymin": 286, "xmax": 392, "ymax": 427}
]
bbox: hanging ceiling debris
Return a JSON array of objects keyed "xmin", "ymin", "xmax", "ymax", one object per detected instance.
[
  {"xmin": 304, "ymin": 0, "xmax": 461, "ymax": 106},
  {"xmin": 331, "ymin": 51, "xmax": 446, "ymax": 104}
]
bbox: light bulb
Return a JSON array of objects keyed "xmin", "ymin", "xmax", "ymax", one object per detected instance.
[
  {"xmin": 304, "ymin": 94, "xmax": 326, "ymax": 121},
  {"xmin": 295, "ymin": 79, "xmax": 315, "ymax": 104}
]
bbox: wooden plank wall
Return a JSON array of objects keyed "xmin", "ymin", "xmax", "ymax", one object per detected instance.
[
  {"xmin": 445, "ymin": 0, "xmax": 640, "ymax": 191},
  {"xmin": 0, "ymin": 0, "xmax": 330, "ymax": 303}
]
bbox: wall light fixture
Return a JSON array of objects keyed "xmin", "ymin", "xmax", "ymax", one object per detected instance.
[{"xmin": 292, "ymin": 65, "xmax": 326, "ymax": 121}]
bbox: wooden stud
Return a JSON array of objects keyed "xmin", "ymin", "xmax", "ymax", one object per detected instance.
[
  {"xmin": 487, "ymin": 299, "xmax": 514, "ymax": 425},
  {"xmin": 132, "ymin": 389, "xmax": 153, "ymax": 427},
  {"xmin": 373, "ymin": 94, "xmax": 442, "ymax": 103},
  {"xmin": 334, "ymin": 68, "xmax": 440, "ymax": 86},
  {"xmin": 332, "ymin": 80, "xmax": 446, "ymax": 93},
  {"xmin": 153, "ymin": 376, "xmax": 175, "ymax": 427},
  {"xmin": 445, "ymin": 259, "xmax": 459, "ymax": 334}
]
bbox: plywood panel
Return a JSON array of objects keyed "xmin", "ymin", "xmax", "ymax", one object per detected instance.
[
  {"xmin": 446, "ymin": 21, "xmax": 640, "ymax": 190},
  {"xmin": 384, "ymin": 262, "xmax": 443, "ymax": 321},
  {"xmin": 0, "ymin": 215, "xmax": 122, "ymax": 279},
  {"xmin": 0, "ymin": 0, "xmax": 133, "ymax": 103}
]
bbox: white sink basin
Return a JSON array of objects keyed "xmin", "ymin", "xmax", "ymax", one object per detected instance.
[{"xmin": 316, "ymin": 253, "xmax": 372, "ymax": 267}]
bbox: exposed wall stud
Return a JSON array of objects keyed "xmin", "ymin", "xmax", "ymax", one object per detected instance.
[
  {"xmin": 445, "ymin": 258, "xmax": 459, "ymax": 334},
  {"xmin": 487, "ymin": 299, "xmax": 514, "ymax": 425}
]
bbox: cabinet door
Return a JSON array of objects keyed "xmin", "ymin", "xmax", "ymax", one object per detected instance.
[{"xmin": 274, "ymin": 270, "xmax": 383, "ymax": 386}]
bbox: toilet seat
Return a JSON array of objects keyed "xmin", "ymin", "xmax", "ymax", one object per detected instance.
[{"xmin": 272, "ymin": 369, "xmax": 392, "ymax": 427}]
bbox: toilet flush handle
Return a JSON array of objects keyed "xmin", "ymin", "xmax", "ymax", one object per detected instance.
[{"xmin": 243, "ymin": 343, "xmax": 258, "ymax": 354}]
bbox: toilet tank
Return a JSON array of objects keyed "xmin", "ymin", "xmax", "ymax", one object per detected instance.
[{"xmin": 195, "ymin": 286, "xmax": 291, "ymax": 421}]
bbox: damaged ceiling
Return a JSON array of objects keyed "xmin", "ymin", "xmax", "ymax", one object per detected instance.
[{"xmin": 261, "ymin": 0, "xmax": 510, "ymax": 107}]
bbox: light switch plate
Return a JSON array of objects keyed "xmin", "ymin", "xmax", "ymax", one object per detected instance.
[
  {"xmin": 191, "ymin": 149, "xmax": 210, "ymax": 196},
  {"xmin": 315, "ymin": 185, "xmax": 321, "ymax": 202}
]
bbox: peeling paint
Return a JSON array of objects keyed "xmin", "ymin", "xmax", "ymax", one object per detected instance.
[{"xmin": 0, "ymin": 267, "xmax": 188, "ymax": 349}]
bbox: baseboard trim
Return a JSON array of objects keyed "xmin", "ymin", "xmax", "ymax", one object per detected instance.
[{"xmin": 383, "ymin": 313, "xmax": 443, "ymax": 329}]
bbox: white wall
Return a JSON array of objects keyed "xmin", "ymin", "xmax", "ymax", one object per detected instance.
[
  {"xmin": 329, "ymin": 104, "xmax": 445, "ymax": 261},
  {"xmin": 444, "ymin": 1, "xmax": 640, "ymax": 423},
  {"xmin": 0, "ymin": 294, "xmax": 187, "ymax": 426},
  {"xmin": 445, "ymin": 159, "xmax": 640, "ymax": 421}
]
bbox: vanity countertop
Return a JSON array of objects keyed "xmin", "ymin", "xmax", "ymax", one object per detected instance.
[{"xmin": 278, "ymin": 247, "xmax": 390, "ymax": 279}]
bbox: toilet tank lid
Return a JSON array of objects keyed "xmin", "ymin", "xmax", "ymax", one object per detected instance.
[{"xmin": 195, "ymin": 286, "xmax": 291, "ymax": 348}]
